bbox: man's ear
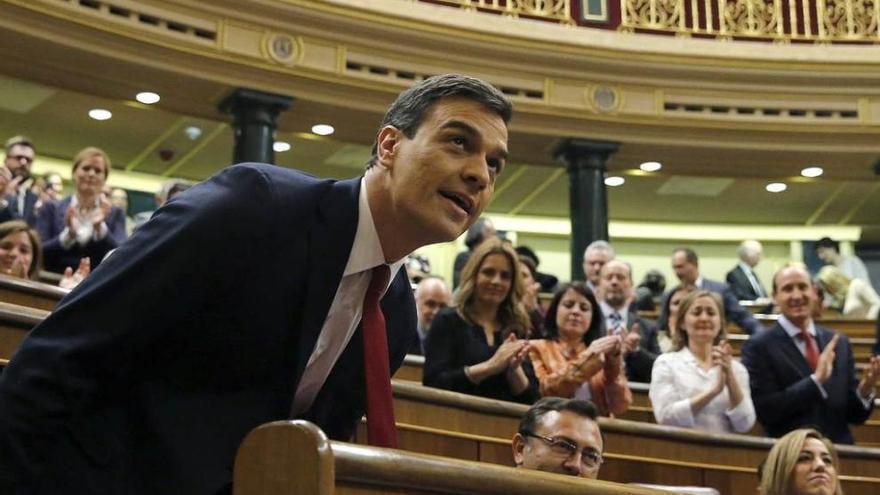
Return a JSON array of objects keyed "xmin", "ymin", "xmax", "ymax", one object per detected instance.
[
  {"xmin": 375, "ymin": 126, "xmax": 401, "ymax": 169},
  {"xmin": 511, "ymin": 434, "xmax": 526, "ymax": 467}
]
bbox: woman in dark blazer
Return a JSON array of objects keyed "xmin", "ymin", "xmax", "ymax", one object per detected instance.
[
  {"xmin": 37, "ymin": 147, "xmax": 126, "ymax": 273},
  {"xmin": 423, "ymin": 237, "xmax": 538, "ymax": 403}
]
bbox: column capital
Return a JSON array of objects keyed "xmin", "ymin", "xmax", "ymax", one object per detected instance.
[
  {"xmin": 219, "ymin": 88, "xmax": 292, "ymax": 118},
  {"xmin": 554, "ymin": 138, "xmax": 620, "ymax": 168}
]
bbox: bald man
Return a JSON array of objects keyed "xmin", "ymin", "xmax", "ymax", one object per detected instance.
[{"xmin": 411, "ymin": 276, "xmax": 451, "ymax": 355}]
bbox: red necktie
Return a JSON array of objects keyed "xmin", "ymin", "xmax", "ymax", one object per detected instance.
[
  {"xmin": 362, "ymin": 264, "xmax": 397, "ymax": 448},
  {"xmin": 798, "ymin": 329, "xmax": 819, "ymax": 371}
]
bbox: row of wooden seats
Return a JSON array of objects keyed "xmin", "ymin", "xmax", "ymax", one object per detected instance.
[
  {"xmin": 395, "ymin": 355, "xmax": 880, "ymax": 440},
  {"xmin": 234, "ymin": 420, "xmax": 669, "ymax": 495},
  {"xmin": 386, "ymin": 380, "xmax": 880, "ymax": 495}
]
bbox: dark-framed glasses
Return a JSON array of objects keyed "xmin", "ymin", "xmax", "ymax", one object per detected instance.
[{"xmin": 521, "ymin": 431, "xmax": 603, "ymax": 468}]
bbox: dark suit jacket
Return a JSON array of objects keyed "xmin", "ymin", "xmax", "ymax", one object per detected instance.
[
  {"xmin": 36, "ymin": 196, "xmax": 127, "ymax": 273},
  {"xmin": 0, "ymin": 164, "xmax": 417, "ymax": 494},
  {"xmin": 742, "ymin": 322, "xmax": 873, "ymax": 444},
  {"xmin": 659, "ymin": 277, "xmax": 763, "ymax": 335},
  {"xmin": 623, "ymin": 312, "xmax": 660, "ymax": 384},
  {"xmin": 725, "ymin": 265, "xmax": 766, "ymax": 301},
  {"xmin": 0, "ymin": 189, "xmax": 38, "ymax": 226}
]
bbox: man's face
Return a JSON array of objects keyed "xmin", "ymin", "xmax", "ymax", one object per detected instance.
[
  {"xmin": 600, "ymin": 261, "xmax": 631, "ymax": 309},
  {"xmin": 816, "ymin": 247, "xmax": 836, "ymax": 264},
  {"xmin": 415, "ymin": 279, "xmax": 451, "ymax": 329},
  {"xmin": 513, "ymin": 411, "xmax": 603, "ymax": 479},
  {"xmin": 4, "ymin": 144, "xmax": 35, "ymax": 181},
  {"xmin": 379, "ymin": 97, "xmax": 508, "ymax": 246},
  {"xmin": 773, "ymin": 267, "xmax": 815, "ymax": 325},
  {"xmin": 671, "ymin": 251, "xmax": 699, "ymax": 285},
  {"xmin": 583, "ymin": 249, "xmax": 610, "ymax": 286}
]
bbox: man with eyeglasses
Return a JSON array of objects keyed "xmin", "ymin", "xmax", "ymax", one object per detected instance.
[
  {"xmin": 0, "ymin": 136, "xmax": 38, "ymax": 226},
  {"xmin": 512, "ymin": 397, "xmax": 604, "ymax": 479}
]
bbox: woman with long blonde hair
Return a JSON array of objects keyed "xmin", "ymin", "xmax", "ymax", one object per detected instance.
[{"xmin": 423, "ymin": 237, "xmax": 537, "ymax": 403}]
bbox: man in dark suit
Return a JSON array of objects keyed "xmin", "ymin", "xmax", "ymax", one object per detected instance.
[
  {"xmin": 662, "ymin": 247, "xmax": 763, "ymax": 335},
  {"xmin": 0, "ymin": 136, "xmax": 39, "ymax": 226},
  {"xmin": 725, "ymin": 239, "xmax": 769, "ymax": 302},
  {"xmin": 742, "ymin": 265, "xmax": 879, "ymax": 444},
  {"xmin": 409, "ymin": 276, "xmax": 451, "ymax": 355},
  {"xmin": 0, "ymin": 74, "xmax": 513, "ymax": 494},
  {"xmin": 597, "ymin": 259, "xmax": 660, "ymax": 383}
]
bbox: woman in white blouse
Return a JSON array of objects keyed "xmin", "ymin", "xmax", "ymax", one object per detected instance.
[{"xmin": 649, "ymin": 289, "xmax": 756, "ymax": 433}]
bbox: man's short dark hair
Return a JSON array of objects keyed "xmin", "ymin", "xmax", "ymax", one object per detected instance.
[
  {"xmin": 518, "ymin": 397, "xmax": 601, "ymax": 448},
  {"xmin": 366, "ymin": 74, "xmax": 512, "ymax": 169},
  {"xmin": 515, "ymin": 245, "xmax": 540, "ymax": 267},
  {"xmin": 815, "ymin": 237, "xmax": 839, "ymax": 253},
  {"xmin": 4, "ymin": 135, "xmax": 34, "ymax": 155},
  {"xmin": 673, "ymin": 247, "xmax": 699, "ymax": 264}
]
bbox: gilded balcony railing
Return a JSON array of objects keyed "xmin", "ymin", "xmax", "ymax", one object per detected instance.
[
  {"xmin": 423, "ymin": 0, "xmax": 573, "ymax": 23},
  {"xmin": 620, "ymin": 0, "xmax": 880, "ymax": 41}
]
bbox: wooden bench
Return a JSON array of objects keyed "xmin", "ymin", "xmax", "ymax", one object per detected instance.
[
  {"xmin": 0, "ymin": 274, "xmax": 66, "ymax": 311},
  {"xmin": 352, "ymin": 420, "xmax": 880, "ymax": 495},
  {"xmin": 234, "ymin": 419, "xmax": 668, "ymax": 495},
  {"xmin": 0, "ymin": 302, "xmax": 47, "ymax": 363},
  {"xmin": 390, "ymin": 380, "xmax": 880, "ymax": 478}
]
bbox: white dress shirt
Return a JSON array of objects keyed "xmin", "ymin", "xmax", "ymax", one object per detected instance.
[
  {"xmin": 291, "ymin": 178, "xmax": 405, "ymax": 415},
  {"xmin": 650, "ymin": 347, "xmax": 756, "ymax": 433}
]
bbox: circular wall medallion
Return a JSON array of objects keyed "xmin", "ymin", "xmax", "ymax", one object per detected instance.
[
  {"xmin": 588, "ymin": 85, "xmax": 621, "ymax": 113},
  {"xmin": 264, "ymin": 33, "xmax": 301, "ymax": 66}
]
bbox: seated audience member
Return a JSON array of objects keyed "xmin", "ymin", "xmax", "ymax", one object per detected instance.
[
  {"xmin": 758, "ymin": 428, "xmax": 841, "ymax": 495},
  {"xmin": 598, "ymin": 260, "xmax": 660, "ymax": 383},
  {"xmin": 0, "ymin": 220, "xmax": 41, "ymax": 280},
  {"xmin": 742, "ymin": 265, "xmax": 878, "ymax": 444},
  {"xmin": 515, "ymin": 245, "xmax": 558, "ymax": 293},
  {"xmin": 529, "ymin": 282, "xmax": 631, "ymax": 416},
  {"xmin": 663, "ymin": 247, "xmax": 762, "ymax": 335},
  {"xmin": 424, "ymin": 238, "xmax": 538, "ymax": 403},
  {"xmin": 512, "ymin": 397, "xmax": 604, "ymax": 479},
  {"xmin": 410, "ymin": 276, "xmax": 451, "ymax": 355},
  {"xmin": 650, "ymin": 290, "xmax": 756, "ymax": 433},
  {"xmin": 108, "ymin": 187, "xmax": 135, "ymax": 236},
  {"xmin": 1, "ymin": 136, "xmax": 38, "ymax": 226},
  {"xmin": 36, "ymin": 147, "xmax": 126, "ymax": 273},
  {"xmin": 405, "ymin": 254, "xmax": 432, "ymax": 284},
  {"xmin": 657, "ymin": 284, "xmax": 694, "ymax": 353},
  {"xmin": 875, "ymin": 318, "xmax": 879, "ymax": 356},
  {"xmin": 726, "ymin": 240, "xmax": 770, "ymax": 302},
  {"xmin": 518, "ymin": 255, "xmax": 545, "ymax": 337},
  {"xmin": 582, "ymin": 240, "xmax": 614, "ymax": 294},
  {"xmin": 634, "ymin": 269, "xmax": 665, "ymax": 312},
  {"xmin": 816, "ymin": 265, "xmax": 880, "ymax": 319},
  {"xmin": 132, "ymin": 179, "xmax": 192, "ymax": 231},
  {"xmin": 452, "ymin": 216, "xmax": 495, "ymax": 289},
  {"xmin": 815, "ymin": 237, "xmax": 872, "ymax": 288}
]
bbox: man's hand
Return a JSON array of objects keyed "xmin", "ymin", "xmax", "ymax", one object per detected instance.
[
  {"xmin": 622, "ymin": 322, "xmax": 641, "ymax": 356},
  {"xmin": 59, "ymin": 257, "xmax": 91, "ymax": 290},
  {"xmin": 814, "ymin": 333, "xmax": 840, "ymax": 384},
  {"xmin": 858, "ymin": 355, "xmax": 879, "ymax": 398},
  {"xmin": 0, "ymin": 166, "xmax": 22, "ymax": 196}
]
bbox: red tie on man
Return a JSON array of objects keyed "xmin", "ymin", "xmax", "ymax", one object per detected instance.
[
  {"xmin": 361, "ymin": 264, "xmax": 397, "ymax": 448},
  {"xmin": 798, "ymin": 328, "xmax": 819, "ymax": 371}
]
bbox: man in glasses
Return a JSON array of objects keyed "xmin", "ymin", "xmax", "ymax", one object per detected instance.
[
  {"xmin": 512, "ymin": 397, "xmax": 604, "ymax": 479},
  {"xmin": 0, "ymin": 136, "xmax": 38, "ymax": 226}
]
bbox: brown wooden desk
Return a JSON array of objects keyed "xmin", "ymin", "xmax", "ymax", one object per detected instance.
[
  {"xmin": 234, "ymin": 420, "xmax": 667, "ymax": 495},
  {"xmin": 0, "ymin": 301, "xmax": 47, "ymax": 362},
  {"xmin": 0, "ymin": 274, "xmax": 66, "ymax": 311},
  {"xmin": 391, "ymin": 380, "xmax": 880, "ymax": 478}
]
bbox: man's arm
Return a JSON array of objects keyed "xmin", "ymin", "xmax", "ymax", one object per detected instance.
[
  {"xmin": 722, "ymin": 288, "xmax": 762, "ymax": 334},
  {"xmin": 0, "ymin": 165, "xmax": 278, "ymax": 488}
]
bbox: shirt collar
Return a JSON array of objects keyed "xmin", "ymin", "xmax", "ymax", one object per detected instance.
[
  {"xmin": 695, "ymin": 276, "xmax": 704, "ymax": 288},
  {"xmin": 343, "ymin": 178, "xmax": 406, "ymax": 285},
  {"xmin": 778, "ymin": 314, "xmax": 816, "ymax": 338},
  {"xmin": 599, "ymin": 300, "xmax": 623, "ymax": 317},
  {"xmin": 737, "ymin": 262, "xmax": 754, "ymax": 274}
]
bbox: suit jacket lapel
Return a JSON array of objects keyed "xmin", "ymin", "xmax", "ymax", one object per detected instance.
[
  {"xmin": 291, "ymin": 177, "xmax": 361, "ymax": 387},
  {"xmin": 771, "ymin": 323, "xmax": 814, "ymax": 377}
]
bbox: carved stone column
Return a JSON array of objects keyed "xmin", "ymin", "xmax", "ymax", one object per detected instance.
[
  {"xmin": 555, "ymin": 138, "xmax": 620, "ymax": 281},
  {"xmin": 219, "ymin": 88, "xmax": 292, "ymax": 164}
]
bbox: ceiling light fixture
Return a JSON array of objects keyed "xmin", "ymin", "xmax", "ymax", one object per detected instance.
[
  {"xmin": 273, "ymin": 141, "xmax": 291, "ymax": 152},
  {"xmin": 766, "ymin": 182, "xmax": 787, "ymax": 193},
  {"xmin": 88, "ymin": 109, "xmax": 112, "ymax": 121},
  {"xmin": 136, "ymin": 92, "xmax": 161, "ymax": 105},
  {"xmin": 605, "ymin": 176, "xmax": 625, "ymax": 187},
  {"xmin": 639, "ymin": 161, "xmax": 662, "ymax": 172},
  {"xmin": 311, "ymin": 124, "xmax": 334, "ymax": 136},
  {"xmin": 801, "ymin": 166, "xmax": 824, "ymax": 178}
]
